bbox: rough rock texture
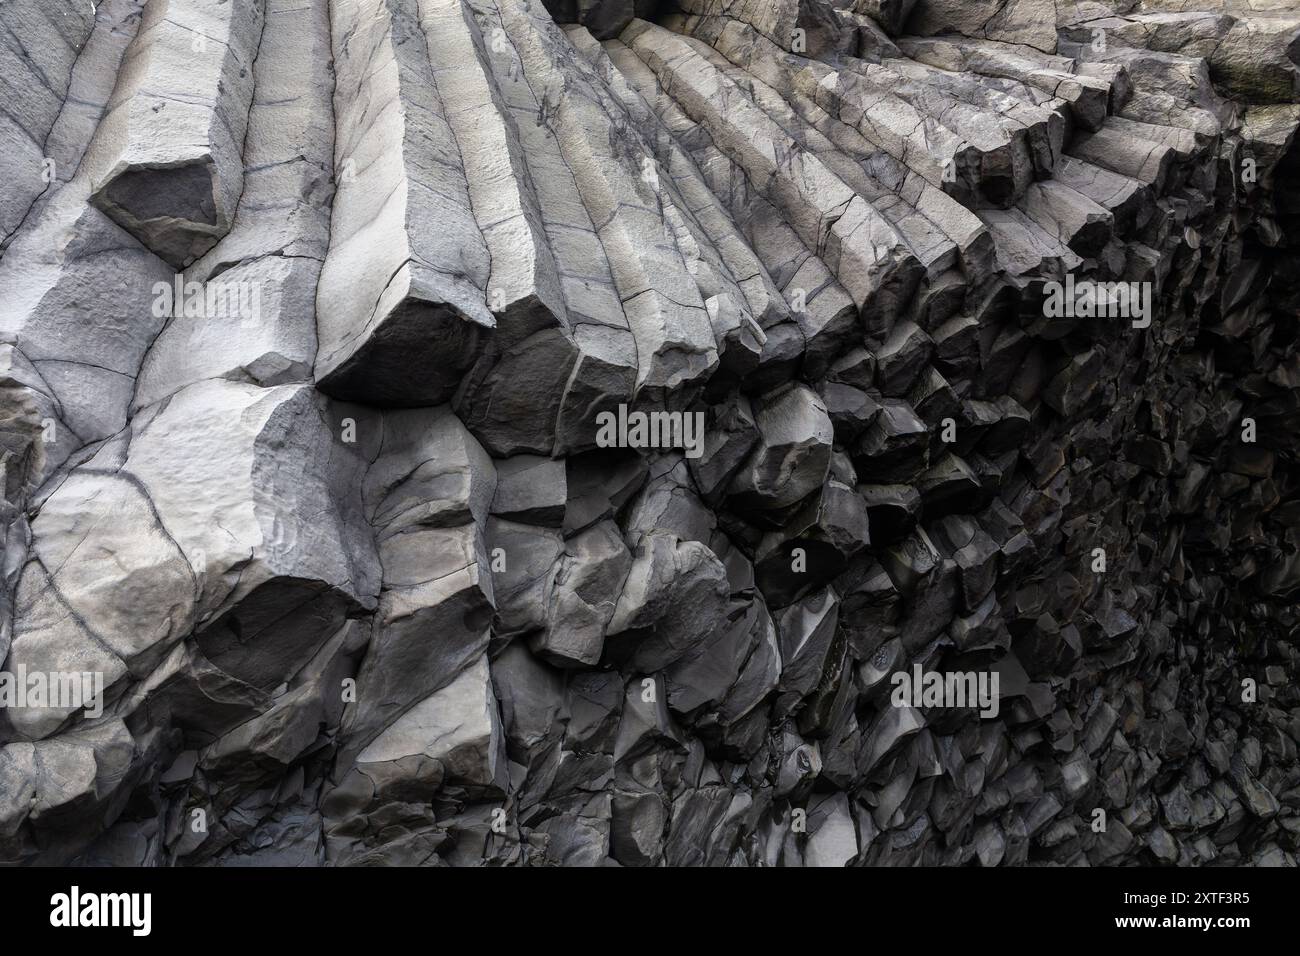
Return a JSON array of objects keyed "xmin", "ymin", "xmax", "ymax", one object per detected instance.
[{"xmin": 0, "ymin": 0, "xmax": 1297, "ymax": 867}]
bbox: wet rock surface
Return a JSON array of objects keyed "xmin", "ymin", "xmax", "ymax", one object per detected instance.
[{"xmin": 0, "ymin": 0, "xmax": 1297, "ymax": 867}]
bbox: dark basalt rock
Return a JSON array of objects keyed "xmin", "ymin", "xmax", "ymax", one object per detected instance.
[{"xmin": 0, "ymin": 0, "xmax": 1295, "ymax": 870}]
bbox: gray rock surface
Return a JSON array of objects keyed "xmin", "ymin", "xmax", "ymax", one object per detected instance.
[{"xmin": 0, "ymin": 0, "xmax": 1297, "ymax": 869}]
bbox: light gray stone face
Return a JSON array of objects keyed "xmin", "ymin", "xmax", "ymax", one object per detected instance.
[
  {"xmin": 89, "ymin": 0, "xmax": 267, "ymax": 268},
  {"xmin": 132, "ymin": 0, "xmax": 338, "ymax": 408},
  {"xmin": 6, "ymin": 380, "xmax": 379, "ymax": 743},
  {"xmin": 0, "ymin": 0, "xmax": 1297, "ymax": 870},
  {"xmin": 0, "ymin": 0, "xmax": 94, "ymax": 249}
]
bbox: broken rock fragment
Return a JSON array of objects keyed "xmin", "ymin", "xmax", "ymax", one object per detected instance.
[
  {"xmin": 727, "ymin": 384, "xmax": 834, "ymax": 524},
  {"xmin": 90, "ymin": 0, "xmax": 266, "ymax": 267}
]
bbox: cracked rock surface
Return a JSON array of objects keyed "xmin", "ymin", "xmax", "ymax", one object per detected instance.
[{"xmin": 0, "ymin": 0, "xmax": 1297, "ymax": 866}]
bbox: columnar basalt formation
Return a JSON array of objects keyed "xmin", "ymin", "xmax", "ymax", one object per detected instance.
[{"xmin": 0, "ymin": 0, "xmax": 1297, "ymax": 867}]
